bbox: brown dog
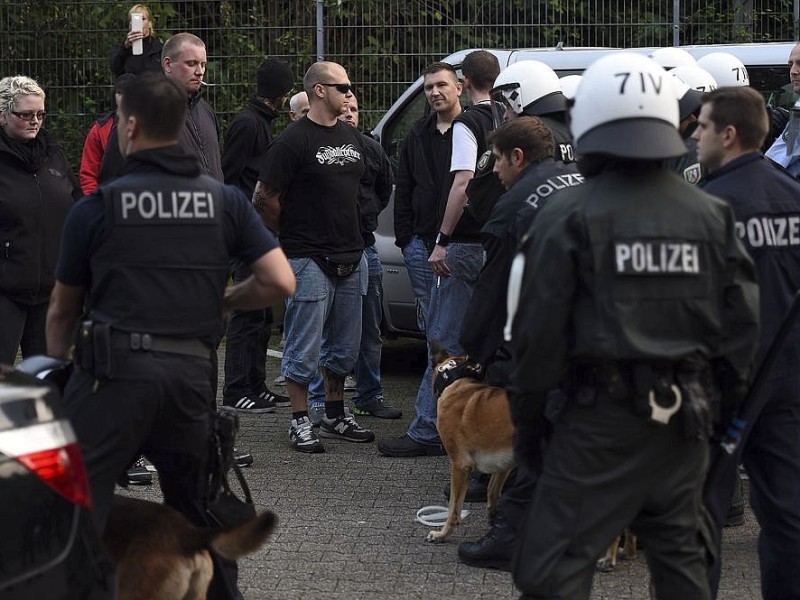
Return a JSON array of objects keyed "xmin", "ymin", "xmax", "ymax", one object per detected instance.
[
  {"xmin": 103, "ymin": 495, "xmax": 276, "ymax": 600},
  {"xmin": 596, "ymin": 528, "xmax": 637, "ymax": 572},
  {"xmin": 426, "ymin": 347, "xmax": 515, "ymax": 543}
]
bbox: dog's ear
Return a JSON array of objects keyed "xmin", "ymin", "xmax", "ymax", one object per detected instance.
[{"xmin": 430, "ymin": 339, "xmax": 447, "ymax": 366}]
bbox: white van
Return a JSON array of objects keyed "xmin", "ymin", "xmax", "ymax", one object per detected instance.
[{"xmin": 374, "ymin": 42, "xmax": 796, "ymax": 337}]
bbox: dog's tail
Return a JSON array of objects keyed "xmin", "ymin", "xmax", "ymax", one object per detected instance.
[{"xmin": 208, "ymin": 511, "xmax": 277, "ymax": 560}]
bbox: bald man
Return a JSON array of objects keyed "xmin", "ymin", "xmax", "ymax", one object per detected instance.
[{"xmin": 253, "ymin": 62, "xmax": 374, "ymax": 453}]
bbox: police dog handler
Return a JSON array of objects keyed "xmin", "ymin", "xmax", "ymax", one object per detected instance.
[
  {"xmin": 506, "ymin": 54, "xmax": 759, "ymax": 599},
  {"xmin": 46, "ymin": 72, "xmax": 295, "ymax": 599}
]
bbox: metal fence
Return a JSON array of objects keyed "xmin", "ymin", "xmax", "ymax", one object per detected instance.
[{"xmin": 1, "ymin": 0, "xmax": 797, "ymax": 170}]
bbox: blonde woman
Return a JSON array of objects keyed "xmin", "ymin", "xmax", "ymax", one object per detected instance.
[
  {"xmin": 0, "ymin": 75, "xmax": 80, "ymax": 364},
  {"xmin": 109, "ymin": 4, "xmax": 163, "ymax": 77}
]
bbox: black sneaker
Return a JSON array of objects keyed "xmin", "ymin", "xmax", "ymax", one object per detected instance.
[
  {"xmin": 127, "ymin": 457, "xmax": 153, "ymax": 486},
  {"xmin": 233, "ymin": 448, "xmax": 253, "ymax": 468},
  {"xmin": 289, "ymin": 416, "xmax": 325, "ymax": 453},
  {"xmin": 222, "ymin": 395, "xmax": 276, "ymax": 414},
  {"xmin": 378, "ymin": 434, "xmax": 446, "ymax": 457},
  {"xmin": 353, "ymin": 396, "xmax": 402, "ymax": 419},
  {"xmin": 259, "ymin": 388, "xmax": 290, "ymax": 408},
  {"xmin": 319, "ymin": 413, "xmax": 375, "ymax": 443}
]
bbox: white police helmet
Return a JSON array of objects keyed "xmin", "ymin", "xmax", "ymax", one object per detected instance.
[
  {"xmin": 696, "ymin": 52, "xmax": 749, "ymax": 87},
  {"xmin": 649, "ymin": 47, "xmax": 697, "ymax": 69},
  {"xmin": 670, "ymin": 65, "xmax": 718, "ymax": 92},
  {"xmin": 492, "ymin": 60, "xmax": 566, "ymax": 116},
  {"xmin": 558, "ymin": 75, "xmax": 583, "ymax": 100},
  {"xmin": 570, "ymin": 53, "xmax": 685, "ymax": 159},
  {"xmin": 670, "ymin": 72, "xmax": 702, "ymax": 121}
]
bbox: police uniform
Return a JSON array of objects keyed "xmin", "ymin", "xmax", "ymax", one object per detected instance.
[
  {"xmin": 55, "ymin": 144, "xmax": 278, "ymax": 599},
  {"xmin": 506, "ymin": 54, "xmax": 760, "ymax": 600},
  {"xmin": 701, "ymin": 151, "xmax": 800, "ymax": 600}
]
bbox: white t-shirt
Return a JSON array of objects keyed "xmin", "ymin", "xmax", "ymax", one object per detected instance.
[{"xmin": 450, "ymin": 121, "xmax": 478, "ymax": 173}]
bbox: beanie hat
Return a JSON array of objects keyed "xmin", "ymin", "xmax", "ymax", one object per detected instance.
[{"xmin": 257, "ymin": 59, "xmax": 294, "ymax": 99}]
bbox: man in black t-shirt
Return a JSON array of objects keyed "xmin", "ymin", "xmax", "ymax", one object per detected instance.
[{"xmin": 253, "ymin": 61, "xmax": 375, "ymax": 453}]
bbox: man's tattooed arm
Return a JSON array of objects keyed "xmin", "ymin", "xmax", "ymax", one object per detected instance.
[{"xmin": 252, "ymin": 181, "xmax": 281, "ymax": 233}]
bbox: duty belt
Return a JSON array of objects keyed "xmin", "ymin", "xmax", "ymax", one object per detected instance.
[{"xmin": 111, "ymin": 331, "xmax": 210, "ymax": 359}]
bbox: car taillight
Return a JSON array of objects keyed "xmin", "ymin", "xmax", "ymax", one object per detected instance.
[{"xmin": 17, "ymin": 441, "xmax": 92, "ymax": 508}]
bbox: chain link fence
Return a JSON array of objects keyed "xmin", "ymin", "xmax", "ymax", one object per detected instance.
[{"xmin": 1, "ymin": 0, "xmax": 797, "ymax": 169}]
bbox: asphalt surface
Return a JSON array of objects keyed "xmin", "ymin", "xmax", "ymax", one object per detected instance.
[{"xmin": 122, "ymin": 336, "xmax": 763, "ymax": 600}]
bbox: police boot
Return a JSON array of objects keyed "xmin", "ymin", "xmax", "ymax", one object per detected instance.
[
  {"xmin": 724, "ymin": 475, "xmax": 745, "ymax": 527},
  {"xmin": 443, "ymin": 471, "xmax": 491, "ymax": 503},
  {"xmin": 457, "ymin": 510, "xmax": 515, "ymax": 571}
]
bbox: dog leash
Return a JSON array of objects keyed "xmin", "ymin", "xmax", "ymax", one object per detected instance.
[{"xmin": 415, "ymin": 505, "xmax": 471, "ymax": 527}]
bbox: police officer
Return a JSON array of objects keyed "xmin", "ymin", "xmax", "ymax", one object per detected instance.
[
  {"xmin": 456, "ymin": 116, "xmax": 584, "ymax": 571},
  {"xmin": 506, "ymin": 54, "xmax": 759, "ymax": 599},
  {"xmin": 694, "ymin": 86, "xmax": 800, "ymax": 600},
  {"xmin": 45, "ymin": 72, "xmax": 295, "ymax": 599}
]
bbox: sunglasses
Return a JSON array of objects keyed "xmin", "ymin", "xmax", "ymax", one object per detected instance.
[
  {"xmin": 11, "ymin": 110, "xmax": 46, "ymax": 122},
  {"xmin": 317, "ymin": 82, "xmax": 353, "ymax": 94}
]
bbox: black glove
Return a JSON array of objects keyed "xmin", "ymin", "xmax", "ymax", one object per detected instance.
[
  {"xmin": 764, "ymin": 105, "xmax": 790, "ymax": 151},
  {"xmin": 509, "ymin": 393, "xmax": 549, "ymax": 473}
]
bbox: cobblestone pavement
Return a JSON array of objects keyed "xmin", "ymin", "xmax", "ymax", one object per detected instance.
[{"xmin": 123, "ymin": 337, "xmax": 762, "ymax": 600}]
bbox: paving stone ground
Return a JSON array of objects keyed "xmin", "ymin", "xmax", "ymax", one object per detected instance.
[{"xmin": 123, "ymin": 336, "xmax": 762, "ymax": 600}]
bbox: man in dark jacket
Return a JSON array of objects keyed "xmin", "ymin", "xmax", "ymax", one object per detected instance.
[
  {"xmin": 695, "ymin": 86, "xmax": 800, "ymax": 600},
  {"xmin": 162, "ymin": 32, "xmax": 223, "ymax": 181},
  {"xmin": 221, "ymin": 59, "xmax": 294, "ymax": 415}
]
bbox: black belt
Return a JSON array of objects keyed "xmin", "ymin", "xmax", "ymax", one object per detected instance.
[{"xmin": 111, "ymin": 332, "xmax": 210, "ymax": 359}]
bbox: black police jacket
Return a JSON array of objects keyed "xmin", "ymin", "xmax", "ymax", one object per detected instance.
[
  {"xmin": 701, "ymin": 151, "xmax": 800, "ymax": 376},
  {"xmin": 90, "ymin": 146, "xmax": 230, "ymax": 338},
  {"xmin": 508, "ymin": 163, "xmax": 759, "ymax": 412},
  {"xmin": 460, "ymin": 159, "xmax": 582, "ymax": 366}
]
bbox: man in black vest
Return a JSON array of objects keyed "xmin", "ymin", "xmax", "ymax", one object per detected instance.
[{"xmin": 46, "ymin": 73, "xmax": 295, "ymax": 599}]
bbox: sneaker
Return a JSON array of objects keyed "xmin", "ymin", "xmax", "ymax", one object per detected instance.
[
  {"xmin": 289, "ymin": 416, "xmax": 325, "ymax": 453},
  {"xmin": 233, "ymin": 448, "xmax": 253, "ymax": 468},
  {"xmin": 127, "ymin": 457, "xmax": 153, "ymax": 486},
  {"xmin": 308, "ymin": 405, "xmax": 326, "ymax": 428},
  {"xmin": 222, "ymin": 395, "xmax": 276, "ymax": 414},
  {"xmin": 344, "ymin": 375, "xmax": 357, "ymax": 391},
  {"xmin": 378, "ymin": 434, "xmax": 447, "ymax": 457},
  {"xmin": 319, "ymin": 413, "xmax": 375, "ymax": 443},
  {"xmin": 353, "ymin": 396, "xmax": 402, "ymax": 419},
  {"xmin": 259, "ymin": 388, "xmax": 290, "ymax": 408},
  {"xmin": 273, "ymin": 375, "xmax": 287, "ymax": 387}
]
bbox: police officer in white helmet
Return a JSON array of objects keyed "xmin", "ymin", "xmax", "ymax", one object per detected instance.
[{"xmin": 506, "ymin": 53, "xmax": 759, "ymax": 599}]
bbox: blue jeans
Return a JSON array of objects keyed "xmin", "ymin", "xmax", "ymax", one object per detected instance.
[
  {"xmin": 222, "ymin": 261, "xmax": 273, "ymax": 400},
  {"xmin": 402, "ymin": 235, "xmax": 435, "ymax": 332},
  {"xmin": 309, "ymin": 247, "xmax": 382, "ymax": 409},
  {"xmin": 407, "ymin": 242, "xmax": 483, "ymax": 444},
  {"xmin": 283, "ymin": 256, "xmax": 365, "ymax": 387}
]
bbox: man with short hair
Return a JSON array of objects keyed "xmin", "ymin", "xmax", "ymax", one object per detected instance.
[
  {"xmin": 46, "ymin": 72, "xmax": 295, "ymax": 599},
  {"xmin": 253, "ymin": 61, "xmax": 375, "ymax": 453},
  {"xmin": 765, "ymin": 42, "xmax": 800, "ymax": 177},
  {"xmin": 289, "ymin": 91, "xmax": 310, "ymax": 121},
  {"xmin": 306, "ymin": 95, "xmax": 400, "ymax": 425},
  {"xmin": 380, "ymin": 52, "xmax": 498, "ymax": 457},
  {"xmin": 162, "ymin": 32, "xmax": 223, "ymax": 180},
  {"xmin": 221, "ymin": 58, "xmax": 294, "ymax": 415},
  {"xmin": 694, "ymin": 85, "xmax": 800, "ymax": 600}
]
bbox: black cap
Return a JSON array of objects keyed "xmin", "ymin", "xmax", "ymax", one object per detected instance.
[{"xmin": 256, "ymin": 59, "xmax": 294, "ymax": 100}]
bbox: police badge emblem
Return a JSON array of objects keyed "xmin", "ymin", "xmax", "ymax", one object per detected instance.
[
  {"xmin": 683, "ymin": 163, "xmax": 702, "ymax": 185},
  {"xmin": 476, "ymin": 148, "xmax": 492, "ymax": 172}
]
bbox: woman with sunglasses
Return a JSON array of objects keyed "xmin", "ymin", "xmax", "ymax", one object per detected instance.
[{"xmin": 0, "ymin": 75, "xmax": 81, "ymax": 365}]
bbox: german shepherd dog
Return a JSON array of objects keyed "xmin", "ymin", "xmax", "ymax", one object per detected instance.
[
  {"xmin": 426, "ymin": 346, "xmax": 516, "ymax": 543},
  {"xmin": 596, "ymin": 528, "xmax": 637, "ymax": 572},
  {"xmin": 103, "ymin": 495, "xmax": 276, "ymax": 600}
]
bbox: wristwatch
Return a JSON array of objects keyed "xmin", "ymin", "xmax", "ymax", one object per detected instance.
[{"xmin": 435, "ymin": 231, "xmax": 450, "ymax": 247}]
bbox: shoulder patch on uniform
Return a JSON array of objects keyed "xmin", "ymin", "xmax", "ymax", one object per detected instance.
[
  {"xmin": 477, "ymin": 149, "xmax": 492, "ymax": 172},
  {"xmin": 682, "ymin": 163, "xmax": 702, "ymax": 185}
]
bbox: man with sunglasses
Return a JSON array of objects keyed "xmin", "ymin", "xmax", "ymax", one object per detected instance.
[{"xmin": 253, "ymin": 61, "xmax": 374, "ymax": 453}]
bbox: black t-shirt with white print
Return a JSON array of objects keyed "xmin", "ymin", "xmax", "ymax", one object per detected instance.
[{"xmin": 258, "ymin": 117, "xmax": 365, "ymax": 262}]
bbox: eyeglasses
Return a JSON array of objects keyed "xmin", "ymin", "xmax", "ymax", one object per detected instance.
[
  {"xmin": 10, "ymin": 110, "xmax": 46, "ymax": 122},
  {"xmin": 316, "ymin": 82, "xmax": 353, "ymax": 94}
]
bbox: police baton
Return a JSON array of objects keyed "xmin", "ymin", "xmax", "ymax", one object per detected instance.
[{"xmin": 720, "ymin": 289, "xmax": 800, "ymax": 456}]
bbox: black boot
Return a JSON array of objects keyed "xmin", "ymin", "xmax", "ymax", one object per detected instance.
[
  {"xmin": 457, "ymin": 511, "xmax": 515, "ymax": 571},
  {"xmin": 443, "ymin": 471, "xmax": 490, "ymax": 503}
]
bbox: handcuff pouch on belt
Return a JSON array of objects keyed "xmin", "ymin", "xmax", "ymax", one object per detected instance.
[{"xmin": 76, "ymin": 320, "xmax": 114, "ymax": 379}]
